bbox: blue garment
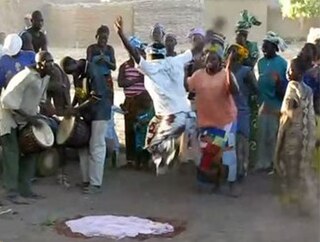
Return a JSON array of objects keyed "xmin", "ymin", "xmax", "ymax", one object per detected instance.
[
  {"xmin": 304, "ymin": 67, "xmax": 320, "ymax": 114},
  {"xmin": 87, "ymin": 63, "xmax": 112, "ymax": 121},
  {"xmin": 0, "ymin": 51, "xmax": 35, "ymax": 88},
  {"xmin": 92, "ymin": 55, "xmax": 111, "ymax": 77},
  {"xmin": 257, "ymin": 55, "xmax": 288, "ymax": 111},
  {"xmin": 233, "ymin": 65, "xmax": 251, "ymax": 138}
]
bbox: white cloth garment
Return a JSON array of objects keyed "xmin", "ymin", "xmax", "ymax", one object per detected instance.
[
  {"xmin": 79, "ymin": 120, "xmax": 108, "ymax": 186},
  {"xmin": 0, "ymin": 67, "xmax": 49, "ymax": 136},
  {"xmin": 2, "ymin": 34, "xmax": 22, "ymax": 56},
  {"xmin": 66, "ymin": 215, "xmax": 174, "ymax": 240},
  {"xmin": 138, "ymin": 50, "xmax": 192, "ymax": 116}
]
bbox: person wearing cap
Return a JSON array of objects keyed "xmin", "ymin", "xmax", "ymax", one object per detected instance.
[
  {"xmin": 115, "ymin": 16, "xmax": 203, "ymax": 175},
  {"xmin": 20, "ymin": 10, "xmax": 48, "ymax": 53},
  {"xmin": 117, "ymin": 36, "xmax": 152, "ymax": 169},
  {"xmin": 255, "ymin": 31, "xmax": 288, "ymax": 173},
  {"xmin": 0, "ymin": 34, "xmax": 35, "ymax": 90},
  {"xmin": 0, "ymin": 51, "xmax": 55, "ymax": 204},
  {"xmin": 187, "ymin": 45, "xmax": 240, "ymax": 196}
]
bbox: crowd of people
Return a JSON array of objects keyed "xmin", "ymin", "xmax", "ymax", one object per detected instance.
[{"xmin": 0, "ymin": 9, "xmax": 319, "ymax": 212}]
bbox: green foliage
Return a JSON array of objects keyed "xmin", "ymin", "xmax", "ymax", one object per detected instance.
[{"xmin": 279, "ymin": 0, "xmax": 320, "ymax": 19}]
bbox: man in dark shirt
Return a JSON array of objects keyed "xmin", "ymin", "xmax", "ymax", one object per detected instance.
[
  {"xmin": 20, "ymin": 10, "xmax": 48, "ymax": 53},
  {"xmin": 61, "ymin": 56, "xmax": 111, "ymax": 194}
]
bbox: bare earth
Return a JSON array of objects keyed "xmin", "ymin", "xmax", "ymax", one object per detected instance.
[{"xmin": 1, "ymin": 45, "xmax": 320, "ymax": 242}]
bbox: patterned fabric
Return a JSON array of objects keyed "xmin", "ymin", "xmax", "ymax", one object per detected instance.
[
  {"xmin": 134, "ymin": 107, "xmax": 154, "ymax": 152},
  {"xmin": 304, "ymin": 65, "xmax": 320, "ymax": 115},
  {"xmin": 275, "ymin": 81, "xmax": 317, "ymax": 208},
  {"xmin": 0, "ymin": 51, "xmax": 35, "ymax": 88},
  {"xmin": 264, "ymin": 31, "xmax": 288, "ymax": 52},
  {"xmin": 227, "ymin": 44, "xmax": 249, "ymax": 63},
  {"xmin": 235, "ymin": 10, "xmax": 261, "ymax": 32},
  {"xmin": 122, "ymin": 62, "xmax": 145, "ymax": 97},
  {"xmin": 129, "ymin": 36, "xmax": 147, "ymax": 50},
  {"xmin": 145, "ymin": 112, "xmax": 187, "ymax": 167},
  {"xmin": 248, "ymin": 95, "xmax": 259, "ymax": 168},
  {"xmin": 197, "ymin": 122, "xmax": 236, "ymax": 184}
]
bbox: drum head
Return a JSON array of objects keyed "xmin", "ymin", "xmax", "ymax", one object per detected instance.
[
  {"xmin": 56, "ymin": 117, "xmax": 76, "ymax": 145},
  {"xmin": 32, "ymin": 120, "xmax": 55, "ymax": 148}
]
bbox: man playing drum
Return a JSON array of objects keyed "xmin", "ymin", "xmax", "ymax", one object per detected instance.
[
  {"xmin": 0, "ymin": 51, "xmax": 54, "ymax": 204},
  {"xmin": 39, "ymin": 53, "xmax": 74, "ymax": 187},
  {"xmin": 61, "ymin": 56, "xmax": 111, "ymax": 194}
]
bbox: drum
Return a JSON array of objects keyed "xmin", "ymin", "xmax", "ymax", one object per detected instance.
[
  {"xmin": 19, "ymin": 120, "xmax": 55, "ymax": 154},
  {"xmin": 36, "ymin": 148, "xmax": 60, "ymax": 177},
  {"xmin": 56, "ymin": 117, "xmax": 90, "ymax": 148}
]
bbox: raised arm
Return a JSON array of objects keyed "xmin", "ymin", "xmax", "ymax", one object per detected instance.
[
  {"xmin": 225, "ymin": 53, "xmax": 239, "ymax": 95},
  {"xmin": 114, "ymin": 16, "xmax": 141, "ymax": 64}
]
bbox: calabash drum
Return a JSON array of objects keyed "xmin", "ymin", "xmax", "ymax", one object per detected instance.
[
  {"xmin": 36, "ymin": 148, "xmax": 60, "ymax": 177},
  {"xmin": 56, "ymin": 117, "xmax": 90, "ymax": 148},
  {"xmin": 19, "ymin": 120, "xmax": 55, "ymax": 154}
]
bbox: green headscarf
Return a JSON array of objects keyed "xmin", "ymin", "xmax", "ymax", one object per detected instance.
[{"xmin": 236, "ymin": 10, "xmax": 261, "ymax": 32}]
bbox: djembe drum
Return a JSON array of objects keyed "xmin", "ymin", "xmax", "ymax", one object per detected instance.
[{"xmin": 19, "ymin": 120, "xmax": 55, "ymax": 154}]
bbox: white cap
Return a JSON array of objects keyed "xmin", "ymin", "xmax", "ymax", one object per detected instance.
[{"xmin": 2, "ymin": 34, "xmax": 23, "ymax": 56}]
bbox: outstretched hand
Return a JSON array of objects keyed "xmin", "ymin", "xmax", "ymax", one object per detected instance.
[{"xmin": 114, "ymin": 16, "xmax": 123, "ymax": 33}]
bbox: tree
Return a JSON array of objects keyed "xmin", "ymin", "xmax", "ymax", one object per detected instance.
[{"xmin": 279, "ymin": 0, "xmax": 320, "ymax": 19}]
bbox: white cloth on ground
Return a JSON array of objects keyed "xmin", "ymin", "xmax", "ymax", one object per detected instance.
[{"xmin": 66, "ymin": 215, "xmax": 174, "ymax": 240}]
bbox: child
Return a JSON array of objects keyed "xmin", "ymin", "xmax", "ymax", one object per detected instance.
[
  {"xmin": 105, "ymin": 105, "xmax": 126, "ymax": 168},
  {"xmin": 133, "ymin": 104, "xmax": 154, "ymax": 170}
]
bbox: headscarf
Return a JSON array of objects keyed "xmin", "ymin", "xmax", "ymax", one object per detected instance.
[
  {"xmin": 207, "ymin": 43, "xmax": 224, "ymax": 59},
  {"xmin": 236, "ymin": 9, "xmax": 261, "ymax": 32},
  {"xmin": 188, "ymin": 27, "xmax": 205, "ymax": 39},
  {"xmin": 2, "ymin": 34, "xmax": 22, "ymax": 56},
  {"xmin": 145, "ymin": 43, "xmax": 167, "ymax": 57},
  {"xmin": 227, "ymin": 43, "xmax": 249, "ymax": 62},
  {"xmin": 129, "ymin": 36, "xmax": 147, "ymax": 50},
  {"xmin": 150, "ymin": 23, "xmax": 165, "ymax": 39},
  {"xmin": 205, "ymin": 30, "xmax": 226, "ymax": 48},
  {"xmin": 264, "ymin": 31, "xmax": 288, "ymax": 52}
]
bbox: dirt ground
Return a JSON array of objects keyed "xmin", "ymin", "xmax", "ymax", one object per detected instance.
[
  {"xmin": 0, "ymin": 161, "xmax": 319, "ymax": 242},
  {"xmin": 1, "ymin": 44, "xmax": 320, "ymax": 242}
]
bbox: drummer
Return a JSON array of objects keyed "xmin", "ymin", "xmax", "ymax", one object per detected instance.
[
  {"xmin": 39, "ymin": 52, "xmax": 73, "ymax": 187},
  {"xmin": 0, "ymin": 51, "xmax": 54, "ymax": 204},
  {"xmin": 61, "ymin": 56, "xmax": 111, "ymax": 194}
]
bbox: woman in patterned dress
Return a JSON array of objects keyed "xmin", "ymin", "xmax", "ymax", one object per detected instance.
[{"xmin": 275, "ymin": 57, "xmax": 318, "ymax": 211}]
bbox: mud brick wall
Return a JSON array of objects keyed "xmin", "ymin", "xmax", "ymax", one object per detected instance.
[{"xmin": 133, "ymin": 0, "xmax": 203, "ymax": 44}]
